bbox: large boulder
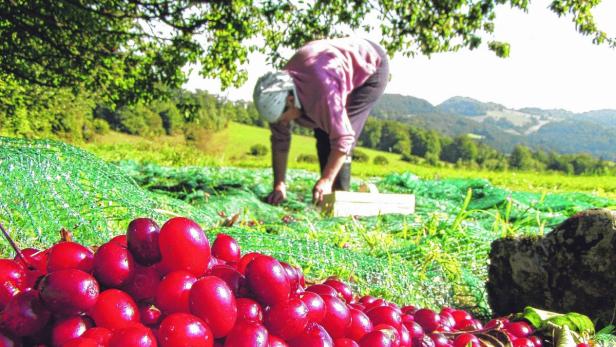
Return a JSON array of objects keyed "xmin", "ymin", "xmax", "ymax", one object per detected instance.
[{"xmin": 487, "ymin": 208, "xmax": 616, "ymax": 327}]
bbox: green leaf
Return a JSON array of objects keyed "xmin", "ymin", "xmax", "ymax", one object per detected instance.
[{"xmin": 519, "ymin": 307, "xmax": 595, "ymax": 335}]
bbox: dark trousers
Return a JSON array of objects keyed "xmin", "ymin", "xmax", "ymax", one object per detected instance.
[{"xmin": 314, "ymin": 41, "xmax": 389, "ymax": 191}]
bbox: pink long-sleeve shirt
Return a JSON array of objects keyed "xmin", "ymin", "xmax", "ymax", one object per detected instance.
[{"xmin": 270, "ymin": 37, "xmax": 383, "ymax": 155}]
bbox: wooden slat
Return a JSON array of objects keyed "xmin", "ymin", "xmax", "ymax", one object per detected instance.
[{"xmin": 320, "ymin": 191, "xmax": 415, "ymax": 217}]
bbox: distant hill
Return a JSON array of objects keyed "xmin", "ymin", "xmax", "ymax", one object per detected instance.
[{"xmin": 372, "ymin": 94, "xmax": 616, "ymax": 161}]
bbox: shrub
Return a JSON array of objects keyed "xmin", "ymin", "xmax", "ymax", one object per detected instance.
[
  {"xmin": 401, "ymin": 153, "xmax": 420, "ymax": 163},
  {"xmin": 92, "ymin": 118, "xmax": 111, "ymax": 135},
  {"xmin": 373, "ymin": 155, "xmax": 389, "ymax": 165},
  {"xmin": 352, "ymin": 149, "xmax": 369, "ymax": 163},
  {"xmin": 249, "ymin": 144, "xmax": 268, "ymax": 156},
  {"xmin": 297, "ymin": 153, "xmax": 318, "ymax": 163}
]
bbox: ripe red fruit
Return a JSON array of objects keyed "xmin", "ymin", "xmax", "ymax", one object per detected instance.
[
  {"xmin": 366, "ymin": 305, "xmax": 402, "ymax": 331},
  {"xmin": 346, "ymin": 308, "xmax": 373, "ymax": 341},
  {"xmin": 358, "ymin": 330, "xmax": 394, "ymax": 347},
  {"xmin": 306, "ymin": 284, "xmax": 339, "ymax": 298},
  {"xmin": 46, "ymin": 242, "xmax": 94, "ymax": 273},
  {"xmin": 530, "ymin": 336, "xmax": 543, "ymax": 347},
  {"xmin": 189, "ymin": 276, "xmax": 237, "ymax": 338},
  {"xmin": 211, "ymin": 234, "xmax": 240, "ymax": 264},
  {"xmin": 236, "ymin": 252, "xmax": 262, "ymax": 274},
  {"xmin": 399, "ymin": 323, "xmax": 411, "ymax": 347},
  {"xmin": 0, "ymin": 330, "xmax": 22, "ymax": 347},
  {"xmin": 323, "ymin": 279, "xmax": 353, "ymax": 303},
  {"xmin": 513, "ymin": 338, "xmax": 536, "ymax": 347},
  {"xmin": 268, "ymin": 335, "xmax": 289, "ymax": 347},
  {"xmin": 244, "ymin": 255, "xmax": 290, "ymax": 306},
  {"xmin": 108, "ymin": 325, "xmax": 157, "ymax": 347},
  {"xmin": 127, "ymin": 218, "xmax": 162, "ymax": 266},
  {"xmin": 158, "ymin": 313, "xmax": 213, "ymax": 347},
  {"xmin": 505, "ymin": 321, "xmax": 533, "ymax": 338},
  {"xmin": 51, "ymin": 316, "xmax": 92, "ymax": 347},
  {"xmin": 0, "ymin": 290, "xmax": 51, "ymax": 337},
  {"xmin": 208, "ymin": 265, "xmax": 245, "ymax": 297},
  {"xmin": 280, "ymin": 262, "xmax": 300, "ymax": 292},
  {"xmin": 298, "ymin": 291, "xmax": 326, "ymax": 324},
  {"xmin": 156, "ymin": 270, "xmax": 197, "ymax": 314},
  {"xmin": 82, "ymin": 327, "xmax": 112, "ymax": 346},
  {"xmin": 288, "ymin": 323, "xmax": 334, "ymax": 347},
  {"xmin": 403, "ymin": 320, "xmax": 424, "ymax": 340},
  {"xmin": 223, "ymin": 321, "xmax": 269, "ymax": 347},
  {"xmin": 159, "ymin": 217, "xmax": 210, "ymax": 277},
  {"xmin": 236, "ymin": 298, "xmax": 263, "ymax": 323},
  {"xmin": 110, "ymin": 235, "xmax": 128, "ymax": 246},
  {"xmin": 61, "ymin": 337, "xmax": 99, "ymax": 347},
  {"xmin": 0, "ymin": 279, "xmax": 22, "ymax": 311},
  {"xmin": 93, "ymin": 241, "xmax": 135, "ymax": 288},
  {"xmin": 0, "ymin": 259, "xmax": 26, "ymax": 309},
  {"xmin": 320, "ymin": 295, "xmax": 351, "ymax": 339},
  {"xmin": 264, "ymin": 298, "xmax": 309, "ymax": 340},
  {"xmin": 334, "ymin": 338, "xmax": 359, "ymax": 347},
  {"xmin": 39, "ymin": 269, "xmax": 99, "ymax": 315},
  {"xmin": 139, "ymin": 303, "xmax": 163, "ymax": 326},
  {"xmin": 484, "ymin": 317, "xmax": 509, "ymax": 330},
  {"xmin": 90, "ymin": 289, "xmax": 139, "ymax": 330},
  {"xmin": 413, "ymin": 309, "xmax": 441, "ymax": 333},
  {"xmin": 123, "ymin": 264, "xmax": 161, "ymax": 302},
  {"xmin": 453, "ymin": 333, "xmax": 480, "ymax": 347},
  {"xmin": 429, "ymin": 333, "xmax": 450, "ymax": 347}
]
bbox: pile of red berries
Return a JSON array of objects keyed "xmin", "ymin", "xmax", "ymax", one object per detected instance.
[{"xmin": 0, "ymin": 217, "xmax": 551, "ymax": 346}]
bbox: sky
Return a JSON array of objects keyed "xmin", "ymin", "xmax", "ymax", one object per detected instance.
[{"xmin": 184, "ymin": 0, "xmax": 616, "ymax": 113}]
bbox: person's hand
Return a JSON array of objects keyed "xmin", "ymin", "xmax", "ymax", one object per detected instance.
[
  {"xmin": 312, "ymin": 177, "xmax": 333, "ymax": 205},
  {"xmin": 267, "ymin": 182, "xmax": 287, "ymax": 205}
]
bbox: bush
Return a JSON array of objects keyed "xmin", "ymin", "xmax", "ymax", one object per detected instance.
[
  {"xmin": 92, "ymin": 118, "xmax": 110, "ymax": 135},
  {"xmin": 249, "ymin": 144, "xmax": 268, "ymax": 157},
  {"xmin": 401, "ymin": 153, "xmax": 420, "ymax": 163},
  {"xmin": 352, "ymin": 149, "xmax": 369, "ymax": 163},
  {"xmin": 297, "ymin": 153, "xmax": 318, "ymax": 163},
  {"xmin": 373, "ymin": 155, "xmax": 389, "ymax": 165}
]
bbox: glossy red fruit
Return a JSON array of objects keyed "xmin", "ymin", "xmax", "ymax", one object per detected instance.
[
  {"xmin": 223, "ymin": 321, "xmax": 268, "ymax": 347},
  {"xmin": 91, "ymin": 289, "xmax": 139, "ymax": 330},
  {"xmin": 245, "ymin": 256, "xmax": 290, "ymax": 306},
  {"xmin": 0, "ymin": 330, "xmax": 21, "ymax": 347},
  {"xmin": 123, "ymin": 264, "xmax": 161, "ymax": 302},
  {"xmin": 93, "ymin": 241, "xmax": 135, "ymax": 288},
  {"xmin": 334, "ymin": 338, "xmax": 359, "ymax": 347},
  {"xmin": 46, "ymin": 242, "xmax": 94, "ymax": 273},
  {"xmin": 236, "ymin": 252, "xmax": 262, "ymax": 274},
  {"xmin": 156, "ymin": 270, "xmax": 197, "ymax": 314},
  {"xmin": 280, "ymin": 262, "xmax": 300, "ymax": 292},
  {"xmin": 306, "ymin": 284, "xmax": 339, "ymax": 298},
  {"xmin": 158, "ymin": 313, "xmax": 213, "ymax": 347},
  {"xmin": 320, "ymin": 295, "xmax": 351, "ymax": 339},
  {"xmin": 51, "ymin": 316, "xmax": 92, "ymax": 347},
  {"xmin": 211, "ymin": 234, "xmax": 240, "ymax": 264},
  {"xmin": 159, "ymin": 217, "xmax": 210, "ymax": 277},
  {"xmin": 208, "ymin": 265, "xmax": 245, "ymax": 297},
  {"xmin": 403, "ymin": 321, "xmax": 424, "ymax": 340},
  {"xmin": 110, "ymin": 235, "xmax": 128, "ymax": 246},
  {"xmin": 484, "ymin": 317, "xmax": 509, "ymax": 330},
  {"xmin": 82, "ymin": 327, "xmax": 112, "ymax": 346},
  {"xmin": 530, "ymin": 335, "xmax": 543, "ymax": 347},
  {"xmin": 359, "ymin": 295, "xmax": 377, "ymax": 306},
  {"xmin": 323, "ymin": 279, "xmax": 353, "ymax": 303},
  {"xmin": 61, "ymin": 337, "xmax": 100, "ymax": 347},
  {"xmin": 413, "ymin": 335, "xmax": 436, "ymax": 347},
  {"xmin": 413, "ymin": 309, "xmax": 441, "ymax": 333},
  {"xmin": 366, "ymin": 305, "xmax": 402, "ymax": 331},
  {"xmin": 513, "ymin": 338, "xmax": 536, "ymax": 347},
  {"xmin": 453, "ymin": 333, "xmax": 480, "ymax": 347},
  {"xmin": 236, "ymin": 298, "xmax": 263, "ymax": 323},
  {"xmin": 0, "ymin": 259, "xmax": 25, "ymax": 308},
  {"xmin": 0, "ymin": 290, "xmax": 50, "ymax": 337},
  {"xmin": 346, "ymin": 308, "xmax": 373, "ymax": 341},
  {"xmin": 268, "ymin": 335, "xmax": 289, "ymax": 347},
  {"xmin": 127, "ymin": 218, "xmax": 162, "ymax": 266},
  {"xmin": 429, "ymin": 333, "xmax": 450, "ymax": 347},
  {"xmin": 401, "ymin": 305, "xmax": 417, "ymax": 315},
  {"xmin": 0, "ymin": 279, "xmax": 22, "ymax": 311},
  {"xmin": 298, "ymin": 291, "xmax": 326, "ymax": 323},
  {"xmin": 399, "ymin": 323, "xmax": 411, "ymax": 347},
  {"xmin": 358, "ymin": 330, "xmax": 394, "ymax": 347},
  {"xmin": 264, "ymin": 298, "xmax": 309, "ymax": 340},
  {"xmin": 288, "ymin": 323, "xmax": 334, "ymax": 347},
  {"xmin": 109, "ymin": 324, "xmax": 157, "ymax": 347},
  {"xmin": 39, "ymin": 269, "xmax": 99, "ymax": 315},
  {"xmin": 189, "ymin": 276, "xmax": 237, "ymax": 338},
  {"xmin": 505, "ymin": 321, "xmax": 533, "ymax": 338},
  {"xmin": 439, "ymin": 310, "xmax": 456, "ymax": 330},
  {"xmin": 139, "ymin": 303, "xmax": 163, "ymax": 326}
]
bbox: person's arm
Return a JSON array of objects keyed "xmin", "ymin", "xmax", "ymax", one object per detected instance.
[
  {"xmin": 268, "ymin": 122, "xmax": 292, "ymax": 205},
  {"xmin": 312, "ymin": 149, "xmax": 347, "ymax": 204}
]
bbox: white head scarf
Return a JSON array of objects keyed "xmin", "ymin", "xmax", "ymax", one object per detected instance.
[{"xmin": 253, "ymin": 71, "xmax": 301, "ymax": 123}]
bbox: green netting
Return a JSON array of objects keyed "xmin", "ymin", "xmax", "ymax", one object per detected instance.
[{"xmin": 1, "ymin": 136, "xmax": 614, "ymax": 318}]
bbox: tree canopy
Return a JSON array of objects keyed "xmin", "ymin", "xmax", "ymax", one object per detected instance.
[{"xmin": 1, "ymin": 0, "xmax": 614, "ymax": 104}]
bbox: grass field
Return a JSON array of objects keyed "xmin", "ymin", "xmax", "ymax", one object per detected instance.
[{"xmin": 83, "ymin": 122, "xmax": 616, "ymax": 200}]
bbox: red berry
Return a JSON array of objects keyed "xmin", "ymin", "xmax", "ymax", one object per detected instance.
[
  {"xmin": 530, "ymin": 336, "xmax": 543, "ymax": 347},
  {"xmin": 505, "ymin": 322, "xmax": 533, "ymax": 338},
  {"xmin": 189, "ymin": 276, "xmax": 237, "ymax": 338},
  {"xmin": 268, "ymin": 334, "xmax": 289, "ymax": 347},
  {"xmin": 93, "ymin": 241, "xmax": 135, "ymax": 288},
  {"xmin": 0, "ymin": 260, "xmax": 26, "ymax": 309},
  {"xmin": 320, "ymin": 295, "xmax": 351, "ymax": 339},
  {"xmin": 123, "ymin": 264, "xmax": 161, "ymax": 302},
  {"xmin": 159, "ymin": 217, "xmax": 210, "ymax": 277},
  {"xmin": 413, "ymin": 309, "xmax": 441, "ymax": 333},
  {"xmin": 358, "ymin": 330, "xmax": 394, "ymax": 347},
  {"xmin": 306, "ymin": 284, "xmax": 339, "ymax": 298},
  {"xmin": 264, "ymin": 298, "xmax": 309, "ymax": 340},
  {"xmin": 207, "ymin": 265, "xmax": 245, "ymax": 297},
  {"xmin": 108, "ymin": 325, "xmax": 157, "ymax": 347},
  {"xmin": 323, "ymin": 279, "xmax": 353, "ymax": 303},
  {"xmin": 158, "ymin": 313, "xmax": 213, "ymax": 347},
  {"xmin": 0, "ymin": 290, "xmax": 51, "ymax": 337},
  {"xmin": 288, "ymin": 323, "xmax": 334, "ymax": 347},
  {"xmin": 346, "ymin": 308, "xmax": 373, "ymax": 341},
  {"xmin": 453, "ymin": 333, "xmax": 480, "ymax": 347},
  {"xmin": 51, "ymin": 316, "xmax": 92, "ymax": 347},
  {"xmin": 280, "ymin": 262, "xmax": 301, "ymax": 293},
  {"xmin": 0, "ymin": 331, "xmax": 21, "ymax": 347},
  {"xmin": 236, "ymin": 298, "xmax": 263, "ymax": 323},
  {"xmin": 429, "ymin": 333, "xmax": 451, "ymax": 347},
  {"xmin": 224, "ymin": 321, "xmax": 268, "ymax": 347},
  {"xmin": 366, "ymin": 305, "xmax": 402, "ymax": 331},
  {"xmin": 46, "ymin": 242, "xmax": 94, "ymax": 273},
  {"xmin": 334, "ymin": 338, "xmax": 359, "ymax": 347},
  {"xmin": 127, "ymin": 218, "xmax": 162, "ymax": 266},
  {"xmin": 61, "ymin": 338, "xmax": 99, "ymax": 347},
  {"xmin": 236, "ymin": 252, "xmax": 261, "ymax": 275},
  {"xmin": 82, "ymin": 327, "xmax": 112, "ymax": 346},
  {"xmin": 139, "ymin": 303, "xmax": 163, "ymax": 326},
  {"xmin": 156, "ymin": 270, "xmax": 196, "ymax": 314},
  {"xmin": 211, "ymin": 234, "xmax": 240, "ymax": 264},
  {"xmin": 39, "ymin": 269, "xmax": 99, "ymax": 315},
  {"xmin": 513, "ymin": 338, "xmax": 536, "ymax": 347},
  {"xmin": 90, "ymin": 289, "xmax": 139, "ymax": 330},
  {"xmin": 110, "ymin": 235, "xmax": 128, "ymax": 246},
  {"xmin": 403, "ymin": 321, "xmax": 424, "ymax": 340},
  {"xmin": 299, "ymin": 291, "xmax": 326, "ymax": 324},
  {"xmin": 245, "ymin": 256, "xmax": 290, "ymax": 306}
]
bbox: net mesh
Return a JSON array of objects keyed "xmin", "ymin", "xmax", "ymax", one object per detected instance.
[{"xmin": 1, "ymin": 136, "xmax": 614, "ymax": 317}]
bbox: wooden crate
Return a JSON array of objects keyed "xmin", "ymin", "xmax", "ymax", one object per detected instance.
[{"xmin": 320, "ymin": 191, "xmax": 415, "ymax": 217}]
